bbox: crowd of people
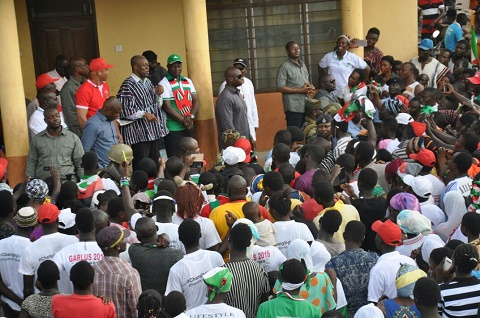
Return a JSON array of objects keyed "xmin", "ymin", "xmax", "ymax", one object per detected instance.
[{"xmin": 3, "ymin": 2, "xmax": 480, "ymax": 318}]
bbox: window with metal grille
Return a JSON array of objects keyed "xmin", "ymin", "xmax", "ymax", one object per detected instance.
[{"xmin": 207, "ymin": 0, "xmax": 342, "ymax": 94}]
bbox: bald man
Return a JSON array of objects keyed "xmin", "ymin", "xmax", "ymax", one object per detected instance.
[
  {"xmin": 178, "ymin": 137, "xmax": 200, "ymax": 162},
  {"xmin": 215, "ymin": 67, "xmax": 251, "ymax": 149},
  {"xmin": 92, "ymin": 209, "xmax": 109, "ymax": 235},
  {"xmin": 82, "ymin": 96, "xmax": 122, "ymax": 168},
  {"xmin": 129, "ymin": 217, "xmax": 183, "ymax": 295},
  {"xmin": 61, "ymin": 57, "xmax": 90, "ymax": 137}
]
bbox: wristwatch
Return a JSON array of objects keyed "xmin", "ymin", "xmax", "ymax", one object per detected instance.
[{"xmin": 190, "ymin": 114, "xmax": 195, "ymax": 120}]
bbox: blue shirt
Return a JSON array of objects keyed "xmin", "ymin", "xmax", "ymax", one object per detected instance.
[
  {"xmin": 81, "ymin": 112, "xmax": 118, "ymax": 168},
  {"xmin": 444, "ymin": 22, "xmax": 463, "ymax": 52}
]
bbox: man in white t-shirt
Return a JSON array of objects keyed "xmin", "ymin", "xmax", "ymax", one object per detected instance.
[
  {"xmin": 53, "ymin": 208, "xmax": 103, "ymax": 293},
  {"xmin": 166, "ymin": 219, "xmax": 225, "ymax": 310},
  {"xmin": 439, "ymin": 150, "xmax": 472, "ymax": 209},
  {"xmin": 18, "ymin": 203, "xmax": 78, "ymax": 297},
  {"xmin": 151, "ymin": 190, "xmax": 183, "ymax": 251},
  {"xmin": 368, "ymin": 220, "xmax": 416, "ymax": 303},
  {"xmin": 0, "ymin": 207, "xmax": 37, "ymax": 316},
  {"xmin": 186, "ymin": 267, "xmax": 246, "ymax": 318}
]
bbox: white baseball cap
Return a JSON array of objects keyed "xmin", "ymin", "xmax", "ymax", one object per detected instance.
[
  {"xmin": 396, "ymin": 113, "xmax": 414, "ymax": 126},
  {"xmin": 222, "ymin": 146, "xmax": 246, "ymax": 166},
  {"xmin": 403, "ymin": 175, "xmax": 432, "ymax": 198}
]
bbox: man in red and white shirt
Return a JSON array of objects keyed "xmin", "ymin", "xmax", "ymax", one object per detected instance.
[{"xmin": 76, "ymin": 57, "xmax": 113, "ymax": 130}]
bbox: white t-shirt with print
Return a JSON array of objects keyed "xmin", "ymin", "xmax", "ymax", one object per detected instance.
[
  {"xmin": 186, "ymin": 303, "xmax": 246, "ymax": 318},
  {"xmin": 165, "ymin": 249, "xmax": 225, "ymax": 310},
  {"xmin": 252, "ymin": 245, "xmax": 286, "ymax": 273},
  {"xmin": 274, "ymin": 220, "xmax": 314, "ymax": 256},
  {"xmin": 172, "ymin": 214, "xmax": 221, "ymax": 250},
  {"xmin": 19, "ymin": 232, "xmax": 78, "ymax": 294},
  {"xmin": 0, "ymin": 235, "xmax": 31, "ymax": 311}
]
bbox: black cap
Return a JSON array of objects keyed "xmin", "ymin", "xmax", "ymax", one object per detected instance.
[
  {"xmin": 233, "ymin": 58, "xmax": 247, "ymax": 68},
  {"xmin": 387, "ymin": 76, "xmax": 404, "ymax": 86},
  {"xmin": 316, "ymin": 114, "xmax": 333, "ymax": 125}
]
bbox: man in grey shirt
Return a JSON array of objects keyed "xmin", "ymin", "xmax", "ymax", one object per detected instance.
[
  {"xmin": 60, "ymin": 57, "xmax": 90, "ymax": 137},
  {"xmin": 277, "ymin": 41, "xmax": 314, "ymax": 128},
  {"xmin": 215, "ymin": 67, "xmax": 251, "ymax": 149}
]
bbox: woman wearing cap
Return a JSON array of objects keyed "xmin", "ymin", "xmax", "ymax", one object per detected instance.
[{"xmin": 319, "ymin": 35, "xmax": 370, "ymax": 97}]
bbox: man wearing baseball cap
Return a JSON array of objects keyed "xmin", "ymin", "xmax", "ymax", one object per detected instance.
[
  {"xmin": 410, "ymin": 39, "xmax": 448, "ymax": 88},
  {"xmin": 367, "ymin": 219, "xmax": 417, "ymax": 303},
  {"xmin": 218, "ymin": 58, "xmax": 259, "ymax": 150},
  {"xmin": 26, "ymin": 73, "xmax": 59, "ymax": 124},
  {"xmin": 92, "ymin": 226, "xmax": 141, "ymax": 318},
  {"xmin": 158, "ymin": 53, "xmax": 199, "ymax": 157},
  {"xmin": 76, "ymin": 57, "xmax": 114, "ymax": 130},
  {"xmin": 0, "ymin": 207, "xmax": 37, "ymax": 316},
  {"xmin": 408, "ymin": 148, "xmax": 445, "ymax": 205},
  {"xmin": 19, "ymin": 203, "xmax": 79, "ymax": 297}
]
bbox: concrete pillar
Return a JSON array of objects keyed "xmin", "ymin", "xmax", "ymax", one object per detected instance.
[
  {"xmin": 0, "ymin": 0, "xmax": 29, "ymax": 186},
  {"xmin": 342, "ymin": 0, "xmax": 364, "ymax": 58},
  {"xmin": 182, "ymin": 0, "xmax": 218, "ymax": 168}
]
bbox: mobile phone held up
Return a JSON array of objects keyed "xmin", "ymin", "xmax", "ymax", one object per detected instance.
[{"xmin": 191, "ymin": 153, "xmax": 204, "ymax": 168}]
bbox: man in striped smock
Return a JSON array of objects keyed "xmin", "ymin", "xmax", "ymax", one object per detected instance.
[{"xmin": 117, "ymin": 55, "xmax": 168, "ymax": 170}]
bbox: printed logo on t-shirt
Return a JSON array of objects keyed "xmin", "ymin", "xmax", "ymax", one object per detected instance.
[
  {"xmin": 187, "ymin": 271, "xmax": 209, "ymax": 288},
  {"xmin": 0, "ymin": 252, "xmax": 21, "ymax": 262},
  {"xmin": 68, "ymin": 253, "xmax": 103, "ymax": 263}
]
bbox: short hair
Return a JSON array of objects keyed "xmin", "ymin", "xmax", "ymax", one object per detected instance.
[
  {"xmin": 278, "ymin": 163, "xmax": 295, "ymax": 184},
  {"xmin": 280, "ymin": 259, "xmax": 306, "ymax": 284},
  {"xmin": 381, "ymin": 55, "xmax": 395, "ymax": 68},
  {"xmin": 156, "ymin": 179, "xmax": 177, "ymax": 196},
  {"xmin": 453, "ymin": 244, "xmax": 479, "ymax": 274},
  {"xmin": 153, "ymin": 190, "xmax": 176, "ymax": 215},
  {"xmin": 130, "ymin": 55, "xmax": 146, "ymax": 68},
  {"xmin": 268, "ymin": 192, "xmax": 292, "ymax": 217},
  {"xmin": 263, "ymin": 171, "xmax": 284, "ymax": 192},
  {"xmin": 335, "ymin": 120, "xmax": 348, "ymax": 133},
  {"xmin": 414, "ymin": 277, "xmax": 441, "ymax": 307},
  {"xmin": 457, "ymin": 13, "xmax": 468, "ymax": 23},
  {"xmin": 285, "ymin": 41, "xmax": 297, "ymax": 51},
  {"xmin": 352, "ymin": 68, "xmax": 366, "ymax": 82},
  {"xmin": 463, "ymin": 68, "xmax": 476, "ymax": 77},
  {"xmin": 230, "ymin": 223, "xmax": 252, "ymax": 251},
  {"xmin": 81, "ymin": 151, "xmax": 98, "ymax": 170},
  {"xmin": 287, "ymin": 126, "xmax": 305, "ymax": 142},
  {"xmin": 344, "ymin": 220, "xmax": 366, "ymax": 243},
  {"xmin": 462, "ymin": 212, "xmax": 480, "ymax": 237},
  {"xmin": 313, "ymin": 181, "xmax": 335, "ymax": 203},
  {"xmin": 445, "ymin": 239, "xmax": 464, "ymax": 251},
  {"xmin": 355, "ymin": 141, "xmax": 375, "ymax": 161},
  {"xmin": 131, "ymin": 170, "xmax": 148, "ymax": 190},
  {"xmin": 198, "ymin": 171, "xmax": 217, "ymax": 188},
  {"xmin": 164, "ymin": 291, "xmax": 186, "ymax": 317},
  {"xmin": 429, "ymin": 247, "xmax": 453, "ymax": 266},
  {"xmin": 137, "ymin": 290, "xmax": 162, "ymax": 318},
  {"xmin": 382, "ymin": 116, "xmax": 399, "ymax": 133},
  {"xmin": 0, "ymin": 190, "xmax": 13, "ymax": 218},
  {"xmin": 37, "ymin": 260, "xmax": 60, "ymax": 289},
  {"xmin": 107, "ymin": 197, "xmax": 124, "ymax": 219},
  {"xmin": 178, "ymin": 218, "xmax": 201, "ymax": 248},
  {"xmin": 358, "ymin": 168, "xmax": 378, "ymax": 191},
  {"xmin": 75, "ymin": 208, "xmax": 95, "ymax": 233},
  {"xmin": 336, "ymin": 154, "xmax": 356, "ymax": 174},
  {"xmin": 274, "ymin": 130, "xmax": 292, "ymax": 146},
  {"xmin": 311, "ymin": 169, "xmax": 331, "ymax": 184},
  {"xmin": 272, "ymin": 143, "xmax": 290, "ymax": 163},
  {"xmin": 376, "ymin": 149, "xmax": 392, "ymax": 163},
  {"xmin": 306, "ymin": 145, "xmax": 325, "ymax": 164},
  {"xmin": 142, "ymin": 50, "xmax": 157, "ymax": 61},
  {"xmin": 165, "ymin": 156, "xmax": 183, "ymax": 177},
  {"xmin": 367, "ymin": 27, "xmax": 380, "ymax": 36},
  {"xmin": 137, "ymin": 158, "xmax": 158, "ymax": 179},
  {"xmin": 320, "ymin": 210, "xmax": 342, "ymax": 235},
  {"xmin": 70, "ymin": 261, "xmax": 94, "ymax": 290},
  {"xmin": 452, "ymin": 150, "xmax": 473, "ymax": 174},
  {"xmin": 460, "ymin": 132, "xmax": 480, "ymax": 154}
]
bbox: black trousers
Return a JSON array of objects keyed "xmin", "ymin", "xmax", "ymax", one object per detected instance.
[
  {"xmin": 131, "ymin": 138, "xmax": 165, "ymax": 171},
  {"xmin": 285, "ymin": 111, "xmax": 305, "ymax": 128},
  {"xmin": 164, "ymin": 130, "xmax": 195, "ymax": 157}
]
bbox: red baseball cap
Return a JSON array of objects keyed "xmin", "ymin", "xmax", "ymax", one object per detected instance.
[
  {"xmin": 409, "ymin": 149, "xmax": 436, "ymax": 168},
  {"xmin": 38, "ymin": 203, "xmax": 60, "ymax": 224},
  {"xmin": 36, "ymin": 73, "xmax": 59, "ymax": 90},
  {"xmin": 409, "ymin": 121, "xmax": 426, "ymax": 137},
  {"xmin": 89, "ymin": 57, "xmax": 114, "ymax": 72},
  {"xmin": 468, "ymin": 73, "xmax": 480, "ymax": 85},
  {"xmin": 371, "ymin": 219, "xmax": 402, "ymax": 246},
  {"xmin": 0, "ymin": 158, "xmax": 8, "ymax": 180},
  {"xmin": 233, "ymin": 138, "xmax": 251, "ymax": 163}
]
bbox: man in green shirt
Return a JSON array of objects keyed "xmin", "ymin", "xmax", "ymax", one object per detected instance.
[
  {"xmin": 26, "ymin": 106, "xmax": 84, "ymax": 181},
  {"xmin": 257, "ymin": 259, "xmax": 320, "ymax": 318}
]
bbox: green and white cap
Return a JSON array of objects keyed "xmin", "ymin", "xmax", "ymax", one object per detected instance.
[
  {"xmin": 167, "ymin": 54, "xmax": 182, "ymax": 65},
  {"xmin": 203, "ymin": 267, "xmax": 233, "ymax": 301}
]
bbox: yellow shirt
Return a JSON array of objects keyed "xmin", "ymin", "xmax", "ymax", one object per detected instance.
[
  {"xmin": 210, "ymin": 201, "xmax": 247, "ymax": 240},
  {"xmin": 312, "ymin": 200, "xmax": 360, "ymax": 243}
]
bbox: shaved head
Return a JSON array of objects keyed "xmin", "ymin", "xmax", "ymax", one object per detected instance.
[
  {"xmin": 135, "ymin": 217, "xmax": 157, "ymax": 242},
  {"xmin": 224, "ymin": 66, "xmax": 241, "ymax": 80},
  {"xmin": 227, "ymin": 175, "xmax": 247, "ymax": 196},
  {"xmin": 92, "ymin": 209, "xmax": 109, "ymax": 235}
]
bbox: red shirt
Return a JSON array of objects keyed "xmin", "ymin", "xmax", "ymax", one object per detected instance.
[
  {"xmin": 302, "ymin": 198, "xmax": 324, "ymax": 221},
  {"xmin": 76, "ymin": 79, "xmax": 110, "ymax": 119},
  {"xmin": 52, "ymin": 294, "xmax": 116, "ymax": 318}
]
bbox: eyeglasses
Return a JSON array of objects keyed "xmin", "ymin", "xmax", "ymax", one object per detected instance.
[{"xmin": 236, "ymin": 74, "xmax": 244, "ymax": 79}]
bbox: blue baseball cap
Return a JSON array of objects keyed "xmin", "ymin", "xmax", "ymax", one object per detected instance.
[{"xmin": 418, "ymin": 39, "xmax": 434, "ymax": 50}]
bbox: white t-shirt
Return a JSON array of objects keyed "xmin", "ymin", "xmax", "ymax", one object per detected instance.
[
  {"xmin": 367, "ymin": 251, "xmax": 417, "ymax": 302},
  {"xmin": 423, "ymin": 174, "xmax": 445, "ymax": 206},
  {"xmin": 0, "ymin": 235, "xmax": 31, "ymax": 311},
  {"xmin": 166, "ymin": 249, "xmax": 225, "ymax": 310},
  {"xmin": 172, "ymin": 214, "xmax": 221, "ymax": 250},
  {"xmin": 19, "ymin": 232, "xmax": 78, "ymax": 294},
  {"xmin": 273, "ymin": 220, "xmax": 314, "ymax": 256},
  {"xmin": 420, "ymin": 199, "xmax": 445, "ymax": 230},
  {"xmin": 156, "ymin": 222, "xmax": 184, "ymax": 252},
  {"xmin": 252, "ymin": 245, "xmax": 286, "ymax": 273},
  {"xmin": 186, "ymin": 303, "xmax": 246, "ymax": 318}
]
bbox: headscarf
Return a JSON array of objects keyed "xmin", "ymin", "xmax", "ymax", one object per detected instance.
[
  {"xmin": 421, "ymin": 234, "xmax": 445, "ymax": 263},
  {"xmin": 385, "ymin": 159, "xmax": 404, "ymax": 181},
  {"xmin": 390, "ymin": 193, "xmax": 420, "ymax": 212},
  {"xmin": 288, "ymin": 239, "xmax": 314, "ymax": 272},
  {"xmin": 233, "ymin": 218, "xmax": 259, "ymax": 260},
  {"xmin": 436, "ymin": 191, "xmax": 468, "ymax": 242},
  {"xmin": 251, "ymin": 174, "xmax": 264, "ymax": 193},
  {"xmin": 395, "ymin": 263, "xmax": 426, "ymax": 297},
  {"xmin": 354, "ymin": 304, "xmax": 384, "ymax": 318},
  {"xmin": 203, "ymin": 267, "xmax": 233, "ymax": 301},
  {"xmin": 26, "ymin": 179, "xmax": 49, "ymax": 203},
  {"xmin": 310, "ymin": 241, "xmax": 332, "ymax": 272},
  {"xmin": 397, "ymin": 209, "xmax": 432, "ymax": 236}
]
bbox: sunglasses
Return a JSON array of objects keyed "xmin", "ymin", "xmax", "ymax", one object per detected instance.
[{"xmin": 236, "ymin": 74, "xmax": 244, "ymax": 79}]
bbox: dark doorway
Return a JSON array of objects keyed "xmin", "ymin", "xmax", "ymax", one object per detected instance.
[{"xmin": 26, "ymin": 0, "xmax": 99, "ymax": 76}]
